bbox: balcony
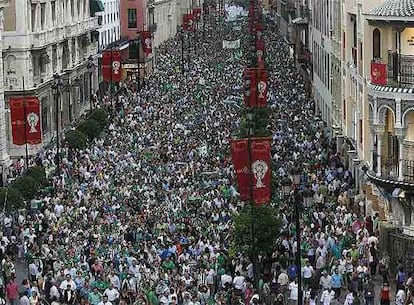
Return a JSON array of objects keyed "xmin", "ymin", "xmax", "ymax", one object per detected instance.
[{"xmin": 370, "ymin": 53, "xmax": 414, "ymax": 88}]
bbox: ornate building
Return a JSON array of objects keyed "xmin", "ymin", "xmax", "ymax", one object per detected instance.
[{"xmin": 3, "ymin": 0, "xmax": 100, "ymax": 158}]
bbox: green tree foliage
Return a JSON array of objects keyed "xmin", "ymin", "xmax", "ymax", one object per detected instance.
[
  {"xmin": 233, "ymin": 204, "xmax": 281, "ymax": 256},
  {"xmin": 65, "ymin": 130, "xmax": 88, "ymax": 150},
  {"xmin": 77, "ymin": 119, "xmax": 101, "ymax": 141},
  {"xmin": 10, "ymin": 176, "xmax": 40, "ymax": 200},
  {"xmin": 26, "ymin": 166, "xmax": 48, "ymax": 186},
  {"xmin": 239, "ymin": 107, "xmax": 271, "ymax": 138},
  {"xmin": 91, "ymin": 108, "xmax": 109, "ymax": 129},
  {"xmin": 0, "ymin": 187, "xmax": 25, "ymax": 212}
]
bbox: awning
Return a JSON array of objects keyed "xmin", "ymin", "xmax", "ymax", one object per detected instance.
[{"xmin": 90, "ymin": 0, "xmax": 105, "ymax": 16}]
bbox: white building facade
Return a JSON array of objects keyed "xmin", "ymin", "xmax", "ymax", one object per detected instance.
[
  {"xmin": 0, "ymin": 0, "xmax": 10, "ymax": 185},
  {"xmin": 2, "ymin": 0, "xmax": 100, "ymax": 159},
  {"xmin": 310, "ymin": 0, "xmax": 342, "ymax": 129},
  {"xmin": 98, "ymin": 0, "xmax": 121, "ymax": 51}
]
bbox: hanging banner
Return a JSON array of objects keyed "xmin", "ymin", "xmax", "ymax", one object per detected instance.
[
  {"xmin": 222, "ymin": 39, "xmax": 241, "ymax": 49},
  {"xmin": 243, "ymin": 68, "xmax": 257, "ymax": 107},
  {"xmin": 256, "ymin": 69, "xmax": 268, "ymax": 107},
  {"xmin": 102, "ymin": 51, "xmax": 112, "ymax": 82},
  {"xmin": 25, "ymin": 97, "xmax": 42, "ymax": 144},
  {"xmin": 256, "ymin": 39, "xmax": 265, "ymax": 52},
  {"xmin": 257, "ymin": 49, "xmax": 265, "ymax": 69},
  {"xmin": 251, "ymin": 138, "xmax": 271, "ymax": 205},
  {"xmin": 10, "ymin": 96, "xmax": 42, "ymax": 145},
  {"xmin": 255, "ymin": 22, "xmax": 264, "ymax": 33},
  {"xmin": 111, "ymin": 50, "xmax": 122, "ymax": 82},
  {"xmin": 193, "ymin": 8, "xmax": 202, "ymax": 20},
  {"xmin": 230, "ymin": 139, "xmax": 250, "ymax": 201},
  {"xmin": 371, "ymin": 62, "xmax": 387, "ymax": 86},
  {"xmin": 183, "ymin": 13, "xmax": 195, "ymax": 31},
  {"xmin": 141, "ymin": 31, "xmax": 152, "ymax": 55}
]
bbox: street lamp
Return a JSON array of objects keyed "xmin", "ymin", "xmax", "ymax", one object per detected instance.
[
  {"xmin": 281, "ymin": 177, "xmax": 292, "ymax": 197},
  {"xmin": 87, "ymin": 55, "xmax": 96, "ymax": 112},
  {"xmin": 51, "ymin": 73, "xmax": 63, "ymax": 178}
]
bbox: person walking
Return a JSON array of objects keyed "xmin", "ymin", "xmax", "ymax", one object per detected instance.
[{"xmin": 6, "ymin": 279, "xmax": 19, "ymax": 305}]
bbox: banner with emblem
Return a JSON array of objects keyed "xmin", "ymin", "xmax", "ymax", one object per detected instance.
[
  {"xmin": 193, "ymin": 8, "xmax": 202, "ymax": 20},
  {"xmin": 10, "ymin": 96, "xmax": 42, "ymax": 145},
  {"xmin": 371, "ymin": 62, "xmax": 387, "ymax": 86},
  {"xmin": 102, "ymin": 51, "xmax": 112, "ymax": 82},
  {"xmin": 230, "ymin": 139, "xmax": 250, "ymax": 201},
  {"xmin": 256, "ymin": 69, "xmax": 268, "ymax": 107},
  {"xmin": 243, "ymin": 68, "xmax": 257, "ymax": 107},
  {"xmin": 251, "ymin": 138, "xmax": 271, "ymax": 205},
  {"xmin": 141, "ymin": 31, "xmax": 152, "ymax": 55},
  {"xmin": 183, "ymin": 13, "xmax": 195, "ymax": 31},
  {"xmin": 111, "ymin": 51, "xmax": 122, "ymax": 82}
]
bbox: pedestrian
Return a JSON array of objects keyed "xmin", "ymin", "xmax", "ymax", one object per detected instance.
[{"xmin": 6, "ymin": 278, "xmax": 19, "ymax": 305}]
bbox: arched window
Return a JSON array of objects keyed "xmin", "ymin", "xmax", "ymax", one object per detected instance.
[{"xmin": 373, "ymin": 28, "xmax": 381, "ymax": 59}]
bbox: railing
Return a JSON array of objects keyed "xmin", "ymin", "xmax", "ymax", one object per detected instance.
[
  {"xmin": 387, "ymin": 51, "xmax": 414, "ymax": 87},
  {"xmin": 403, "ymin": 159, "xmax": 414, "ymax": 182},
  {"xmin": 378, "ymin": 157, "xmax": 414, "ymax": 183}
]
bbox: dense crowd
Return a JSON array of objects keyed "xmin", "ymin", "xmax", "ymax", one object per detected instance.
[{"xmin": 0, "ymin": 10, "xmax": 410, "ymax": 305}]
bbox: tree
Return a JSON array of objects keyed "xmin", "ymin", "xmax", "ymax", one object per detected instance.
[
  {"xmin": 65, "ymin": 130, "xmax": 88, "ymax": 150},
  {"xmin": 11, "ymin": 176, "xmax": 40, "ymax": 200},
  {"xmin": 0, "ymin": 187, "xmax": 25, "ymax": 212},
  {"xmin": 91, "ymin": 108, "xmax": 109, "ymax": 129},
  {"xmin": 234, "ymin": 204, "xmax": 281, "ymax": 256},
  {"xmin": 26, "ymin": 166, "xmax": 48, "ymax": 186},
  {"xmin": 77, "ymin": 119, "xmax": 101, "ymax": 140}
]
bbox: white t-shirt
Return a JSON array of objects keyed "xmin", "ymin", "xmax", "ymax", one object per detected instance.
[
  {"xmin": 277, "ymin": 272, "xmax": 289, "ymax": 286},
  {"xmin": 320, "ymin": 290, "xmax": 335, "ymax": 305},
  {"xmin": 232, "ymin": 276, "xmax": 245, "ymax": 290},
  {"xmin": 289, "ymin": 282, "xmax": 298, "ymax": 300},
  {"xmin": 302, "ymin": 266, "xmax": 314, "ymax": 279}
]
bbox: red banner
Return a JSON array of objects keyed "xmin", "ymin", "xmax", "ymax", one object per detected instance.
[
  {"xmin": 141, "ymin": 31, "xmax": 152, "ymax": 55},
  {"xmin": 255, "ymin": 22, "xmax": 264, "ymax": 33},
  {"xmin": 256, "ymin": 70, "xmax": 268, "ymax": 107},
  {"xmin": 183, "ymin": 13, "xmax": 195, "ymax": 31},
  {"xmin": 371, "ymin": 62, "xmax": 387, "ymax": 86},
  {"xmin": 10, "ymin": 96, "xmax": 42, "ymax": 145},
  {"xmin": 243, "ymin": 68, "xmax": 257, "ymax": 107},
  {"xmin": 102, "ymin": 51, "xmax": 112, "ymax": 82},
  {"xmin": 230, "ymin": 139, "xmax": 250, "ymax": 201},
  {"xmin": 193, "ymin": 8, "xmax": 202, "ymax": 20},
  {"xmin": 251, "ymin": 138, "xmax": 271, "ymax": 205},
  {"xmin": 256, "ymin": 39, "xmax": 265, "ymax": 52},
  {"xmin": 111, "ymin": 51, "xmax": 122, "ymax": 82}
]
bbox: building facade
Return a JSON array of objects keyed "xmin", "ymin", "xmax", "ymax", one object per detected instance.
[
  {"xmin": 2, "ymin": 0, "xmax": 100, "ymax": 159},
  {"xmin": 0, "ymin": 0, "xmax": 10, "ymax": 184},
  {"xmin": 310, "ymin": 0, "xmax": 342, "ymax": 129},
  {"xmin": 98, "ymin": 0, "xmax": 121, "ymax": 51}
]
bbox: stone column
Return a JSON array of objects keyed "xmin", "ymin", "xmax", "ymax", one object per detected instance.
[
  {"xmin": 57, "ymin": 43, "xmax": 63, "ymax": 72},
  {"xmin": 67, "ymin": 38, "xmax": 73, "ymax": 69},
  {"xmin": 395, "ymin": 128, "xmax": 406, "ymax": 181},
  {"xmin": 74, "ymin": 37, "xmax": 79, "ymax": 64},
  {"xmin": 0, "ymin": 29, "xmax": 10, "ymax": 184},
  {"xmin": 374, "ymin": 124, "xmax": 385, "ymax": 177}
]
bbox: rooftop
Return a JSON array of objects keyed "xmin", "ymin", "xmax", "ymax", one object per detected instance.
[{"xmin": 368, "ymin": 0, "xmax": 414, "ymax": 18}]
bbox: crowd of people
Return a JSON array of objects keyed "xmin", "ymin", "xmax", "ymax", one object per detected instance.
[{"xmin": 0, "ymin": 8, "xmax": 410, "ymax": 305}]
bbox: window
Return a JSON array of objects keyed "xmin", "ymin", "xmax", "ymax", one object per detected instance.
[
  {"xmin": 128, "ymin": 8, "xmax": 137, "ymax": 28},
  {"xmin": 41, "ymin": 3, "xmax": 46, "ymax": 29},
  {"xmin": 373, "ymin": 28, "xmax": 381, "ymax": 59},
  {"xmin": 31, "ymin": 4, "xmax": 36, "ymax": 32},
  {"xmin": 71, "ymin": 0, "xmax": 74, "ymax": 18},
  {"xmin": 52, "ymin": 45, "xmax": 57, "ymax": 71},
  {"xmin": 51, "ymin": 1, "xmax": 56, "ymax": 24}
]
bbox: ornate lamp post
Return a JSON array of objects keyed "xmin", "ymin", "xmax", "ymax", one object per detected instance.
[
  {"xmin": 51, "ymin": 73, "xmax": 63, "ymax": 178},
  {"xmin": 87, "ymin": 55, "xmax": 96, "ymax": 111}
]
